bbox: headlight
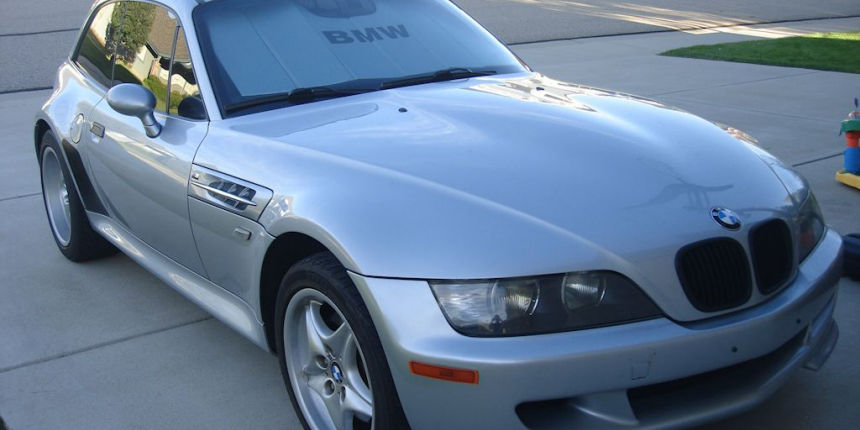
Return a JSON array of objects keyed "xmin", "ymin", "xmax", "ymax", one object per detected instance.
[
  {"xmin": 797, "ymin": 193, "xmax": 825, "ymax": 262},
  {"xmin": 719, "ymin": 123, "xmax": 811, "ymax": 205},
  {"xmin": 719, "ymin": 123, "xmax": 823, "ymax": 261},
  {"xmin": 745, "ymin": 142, "xmax": 810, "ymax": 204},
  {"xmin": 429, "ymin": 271, "xmax": 661, "ymax": 337},
  {"xmin": 769, "ymin": 161, "xmax": 810, "ymax": 206}
]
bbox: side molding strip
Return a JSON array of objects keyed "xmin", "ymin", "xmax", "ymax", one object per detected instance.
[{"xmin": 87, "ymin": 212, "xmax": 271, "ymax": 351}]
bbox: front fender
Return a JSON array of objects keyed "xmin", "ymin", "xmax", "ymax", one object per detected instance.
[
  {"xmin": 197, "ymin": 124, "xmax": 620, "ymax": 281},
  {"xmin": 258, "ymin": 210, "xmax": 363, "ymax": 275}
]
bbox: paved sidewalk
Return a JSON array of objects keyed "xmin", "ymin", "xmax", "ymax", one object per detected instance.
[{"xmin": 1, "ymin": 16, "xmax": 859, "ymax": 430}]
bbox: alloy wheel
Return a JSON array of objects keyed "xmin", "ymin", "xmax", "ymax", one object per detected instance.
[
  {"xmin": 284, "ymin": 288, "xmax": 374, "ymax": 430},
  {"xmin": 41, "ymin": 146, "xmax": 72, "ymax": 246}
]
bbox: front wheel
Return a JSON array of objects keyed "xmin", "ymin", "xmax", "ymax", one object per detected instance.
[{"xmin": 275, "ymin": 253, "xmax": 409, "ymax": 430}]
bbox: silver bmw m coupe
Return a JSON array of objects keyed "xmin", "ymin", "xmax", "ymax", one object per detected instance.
[{"xmin": 35, "ymin": 0, "xmax": 842, "ymax": 428}]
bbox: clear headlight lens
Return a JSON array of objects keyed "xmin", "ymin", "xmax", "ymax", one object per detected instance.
[
  {"xmin": 719, "ymin": 123, "xmax": 824, "ymax": 262},
  {"xmin": 797, "ymin": 193, "xmax": 825, "ymax": 262},
  {"xmin": 430, "ymin": 271, "xmax": 661, "ymax": 337},
  {"xmin": 769, "ymin": 162, "xmax": 810, "ymax": 206},
  {"xmin": 720, "ymin": 123, "xmax": 811, "ymax": 205}
]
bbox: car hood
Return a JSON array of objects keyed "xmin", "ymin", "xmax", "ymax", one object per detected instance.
[{"xmin": 210, "ymin": 73, "xmax": 797, "ymax": 320}]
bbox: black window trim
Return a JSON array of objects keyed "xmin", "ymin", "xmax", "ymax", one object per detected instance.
[{"xmin": 167, "ymin": 23, "xmax": 210, "ymax": 122}]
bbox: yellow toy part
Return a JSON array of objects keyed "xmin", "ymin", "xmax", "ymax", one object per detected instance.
[{"xmin": 835, "ymin": 170, "xmax": 860, "ymax": 190}]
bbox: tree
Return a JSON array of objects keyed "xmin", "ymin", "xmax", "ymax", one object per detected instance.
[{"xmin": 107, "ymin": 3, "xmax": 156, "ymax": 63}]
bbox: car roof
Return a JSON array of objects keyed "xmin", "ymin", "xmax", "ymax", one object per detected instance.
[{"xmin": 91, "ymin": 0, "xmax": 204, "ymax": 14}]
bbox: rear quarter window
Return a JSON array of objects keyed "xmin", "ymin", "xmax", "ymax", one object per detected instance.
[{"xmin": 75, "ymin": 3, "xmax": 122, "ymax": 87}]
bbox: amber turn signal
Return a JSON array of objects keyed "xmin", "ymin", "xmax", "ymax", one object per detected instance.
[{"xmin": 409, "ymin": 361, "xmax": 479, "ymax": 384}]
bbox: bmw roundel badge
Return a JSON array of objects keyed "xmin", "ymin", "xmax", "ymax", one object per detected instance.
[
  {"xmin": 331, "ymin": 362, "xmax": 344, "ymax": 384},
  {"xmin": 711, "ymin": 207, "xmax": 742, "ymax": 230}
]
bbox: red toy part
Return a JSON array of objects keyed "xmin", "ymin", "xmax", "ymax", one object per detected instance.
[{"xmin": 846, "ymin": 131, "xmax": 859, "ymax": 148}]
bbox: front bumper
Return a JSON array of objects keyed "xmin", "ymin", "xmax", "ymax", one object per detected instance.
[{"xmin": 350, "ymin": 229, "xmax": 843, "ymax": 430}]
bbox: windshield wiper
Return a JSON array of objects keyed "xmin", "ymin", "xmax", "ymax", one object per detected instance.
[
  {"xmin": 223, "ymin": 69, "xmax": 496, "ymax": 114},
  {"xmin": 379, "ymin": 68, "xmax": 496, "ymax": 90},
  {"xmin": 225, "ymin": 86, "xmax": 375, "ymax": 114}
]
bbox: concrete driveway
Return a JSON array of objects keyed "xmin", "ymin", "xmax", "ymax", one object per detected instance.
[{"xmin": 1, "ymin": 1, "xmax": 859, "ymax": 429}]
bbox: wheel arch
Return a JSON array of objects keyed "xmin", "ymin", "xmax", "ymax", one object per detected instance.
[
  {"xmin": 34, "ymin": 117, "xmax": 108, "ymax": 216},
  {"xmin": 259, "ymin": 231, "xmax": 331, "ymax": 352},
  {"xmin": 34, "ymin": 119, "xmax": 52, "ymax": 157}
]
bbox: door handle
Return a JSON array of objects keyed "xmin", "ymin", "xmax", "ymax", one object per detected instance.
[{"xmin": 90, "ymin": 122, "xmax": 105, "ymax": 138}]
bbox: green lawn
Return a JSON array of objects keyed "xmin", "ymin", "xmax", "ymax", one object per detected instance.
[
  {"xmin": 661, "ymin": 32, "xmax": 860, "ymax": 74},
  {"xmin": 142, "ymin": 76, "xmax": 183, "ymax": 113}
]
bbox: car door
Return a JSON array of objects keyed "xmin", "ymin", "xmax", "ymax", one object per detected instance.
[
  {"xmin": 86, "ymin": 1, "xmax": 209, "ymax": 275},
  {"xmin": 63, "ymin": 2, "xmax": 123, "ymax": 215}
]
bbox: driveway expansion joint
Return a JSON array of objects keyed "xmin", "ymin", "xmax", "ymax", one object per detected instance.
[
  {"xmin": 657, "ymin": 93, "xmax": 839, "ymax": 123},
  {"xmin": 647, "ymin": 71, "xmax": 821, "ymax": 99},
  {"xmin": 507, "ymin": 14, "xmax": 860, "ymax": 46},
  {"xmin": 0, "ymin": 192, "xmax": 42, "ymax": 203},
  {"xmin": 0, "ymin": 316, "xmax": 213, "ymax": 374},
  {"xmin": 0, "ymin": 87, "xmax": 53, "ymax": 96},
  {"xmin": 0, "ymin": 28, "xmax": 78, "ymax": 38},
  {"xmin": 792, "ymin": 152, "xmax": 844, "ymax": 167}
]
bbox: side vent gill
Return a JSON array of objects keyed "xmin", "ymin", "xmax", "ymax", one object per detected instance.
[{"xmin": 189, "ymin": 165, "xmax": 273, "ymax": 220}]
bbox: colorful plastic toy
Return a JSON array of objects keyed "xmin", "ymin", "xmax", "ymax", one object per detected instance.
[{"xmin": 836, "ymin": 98, "xmax": 860, "ymax": 189}]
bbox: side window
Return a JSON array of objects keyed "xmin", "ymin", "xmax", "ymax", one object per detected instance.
[
  {"xmin": 74, "ymin": 3, "xmax": 121, "ymax": 87},
  {"xmin": 110, "ymin": 2, "xmax": 174, "ymax": 113},
  {"xmin": 170, "ymin": 29, "xmax": 206, "ymax": 120}
]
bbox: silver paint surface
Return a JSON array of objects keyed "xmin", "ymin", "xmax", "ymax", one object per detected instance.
[
  {"xmin": 34, "ymin": 1, "xmax": 843, "ymax": 429},
  {"xmin": 350, "ymin": 229, "xmax": 842, "ymax": 429},
  {"xmin": 201, "ymin": 74, "xmax": 800, "ymax": 322}
]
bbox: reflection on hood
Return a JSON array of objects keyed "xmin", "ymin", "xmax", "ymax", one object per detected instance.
[{"xmin": 469, "ymin": 75, "xmax": 687, "ymax": 115}]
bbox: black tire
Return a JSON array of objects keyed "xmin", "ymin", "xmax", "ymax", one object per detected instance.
[
  {"xmin": 844, "ymin": 233, "xmax": 860, "ymax": 280},
  {"xmin": 38, "ymin": 130, "xmax": 115, "ymax": 262},
  {"xmin": 275, "ymin": 252, "xmax": 410, "ymax": 430}
]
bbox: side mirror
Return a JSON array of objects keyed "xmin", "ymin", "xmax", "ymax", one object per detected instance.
[{"xmin": 106, "ymin": 83, "xmax": 162, "ymax": 138}]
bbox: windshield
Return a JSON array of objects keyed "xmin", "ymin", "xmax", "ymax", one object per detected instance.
[{"xmin": 193, "ymin": 0, "xmax": 527, "ymax": 116}]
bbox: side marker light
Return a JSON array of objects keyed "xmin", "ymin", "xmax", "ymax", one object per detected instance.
[{"xmin": 409, "ymin": 361, "xmax": 479, "ymax": 384}]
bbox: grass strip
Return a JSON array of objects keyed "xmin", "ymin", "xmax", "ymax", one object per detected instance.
[{"xmin": 661, "ymin": 32, "xmax": 860, "ymax": 74}]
